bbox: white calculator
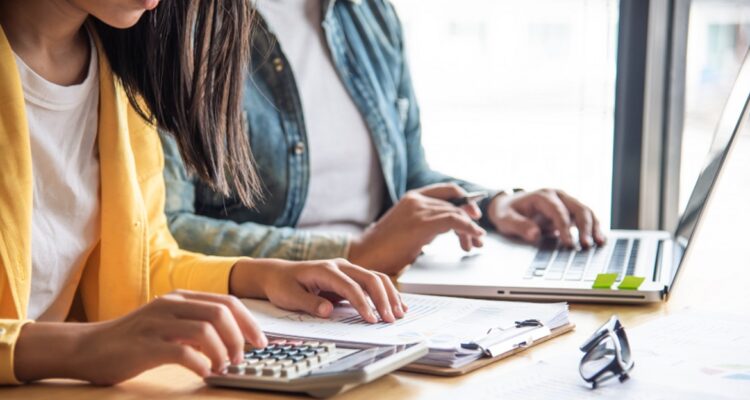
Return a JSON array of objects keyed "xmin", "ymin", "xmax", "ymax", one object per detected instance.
[{"xmin": 204, "ymin": 335, "xmax": 428, "ymax": 398}]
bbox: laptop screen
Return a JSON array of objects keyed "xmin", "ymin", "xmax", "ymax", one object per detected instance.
[{"xmin": 670, "ymin": 49, "xmax": 750, "ymax": 284}]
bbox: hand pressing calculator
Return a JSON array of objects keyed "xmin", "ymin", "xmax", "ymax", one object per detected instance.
[{"xmin": 205, "ymin": 336, "xmax": 428, "ymax": 398}]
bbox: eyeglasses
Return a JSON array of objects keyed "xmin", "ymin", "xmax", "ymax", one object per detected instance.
[{"xmin": 579, "ymin": 315, "xmax": 634, "ymax": 389}]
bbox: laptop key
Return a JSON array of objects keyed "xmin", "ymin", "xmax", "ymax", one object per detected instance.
[
  {"xmin": 565, "ymin": 249, "xmax": 591, "ymax": 281},
  {"xmin": 625, "ymin": 239, "xmax": 640, "ymax": 276},
  {"xmin": 606, "ymin": 239, "xmax": 630, "ymax": 280},
  {"xmin": 525, "ymin": 238, "xmax": 557, "ymax": 279},
  {"xmin": 546, "ymin": 249, "xmax": 572, "ymax": 280}
]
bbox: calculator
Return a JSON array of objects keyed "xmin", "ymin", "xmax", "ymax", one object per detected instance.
[{"xmin": 204, "ymin": 335, "xmax": 428, "ymax": 398}]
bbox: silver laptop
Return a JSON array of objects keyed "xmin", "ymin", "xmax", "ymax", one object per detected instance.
[{"xmin": 398, "ymin": 51, "xmax": 750, "ymax": 304}]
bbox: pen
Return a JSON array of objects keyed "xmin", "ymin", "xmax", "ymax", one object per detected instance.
[{"xmin": 448, "ymin": 191, "xmax": 488, "ymax": 206}]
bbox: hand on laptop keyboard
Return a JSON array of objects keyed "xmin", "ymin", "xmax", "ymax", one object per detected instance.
[{"xmin": 485, "ymin": 189, "xmax": 606, "ymax": 248}]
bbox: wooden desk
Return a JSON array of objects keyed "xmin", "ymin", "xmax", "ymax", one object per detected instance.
[{"xmin": 5, "ymin": 138, "xmax": 749, "ymax": 399}]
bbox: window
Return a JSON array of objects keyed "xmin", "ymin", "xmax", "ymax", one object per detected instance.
[
  {"xmin": 391, "ymin": 0, "xmax": 619, "ymax": 226},
  {"xmin": 681, "ymin": 0, "xmax": 750, "ymax": 211}
]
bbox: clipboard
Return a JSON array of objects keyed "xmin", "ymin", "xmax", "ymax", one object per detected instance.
[{"xmin": 400, "ymin": 322, "xmax": 575, "ymax": 376}]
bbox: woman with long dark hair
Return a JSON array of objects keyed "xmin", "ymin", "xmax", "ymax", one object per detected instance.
[{"xmin": 0, "ymin": 0, "xmax": 404, "ymax": 385}]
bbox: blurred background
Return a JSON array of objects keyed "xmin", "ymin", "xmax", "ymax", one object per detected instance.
[{"xmin": 390, "ymin": 0, "xmax": 750, "ymax": 229}]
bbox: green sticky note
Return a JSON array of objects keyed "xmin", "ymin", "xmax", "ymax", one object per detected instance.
[
  {"xmin": 592, "ymin": 273, "xmax": 618, "ymax": 289},
  {"xmin": 618, "ymin": 276, "xmax": 645, "ymax": 290}
]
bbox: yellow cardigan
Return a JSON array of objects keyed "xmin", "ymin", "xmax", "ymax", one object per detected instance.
[{"xmin": 0, "ymin": 28, "xmax": 241, "ymax": 383}]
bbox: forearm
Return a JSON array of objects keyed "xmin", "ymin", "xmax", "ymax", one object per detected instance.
[
  {"xmin": 168, "ymin": 212, "xmax": 351, "ymax": 261},
  {"xmin": 14, "ymin": 322, "xmax": 94, "ymax": 382}
]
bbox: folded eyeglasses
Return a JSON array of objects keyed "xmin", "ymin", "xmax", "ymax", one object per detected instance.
[{"xmin": 579, "ymin": 315, "xmax": 634, "ymax": 389}]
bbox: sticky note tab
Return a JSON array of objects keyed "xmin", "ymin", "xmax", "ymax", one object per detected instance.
[
  {"xmin": 618, "ymin": 276, "xmax": 645, "ymax": 290},
  {"xmin": 592, "ymin": 273, "xmax": 618, "ymax": 289}
]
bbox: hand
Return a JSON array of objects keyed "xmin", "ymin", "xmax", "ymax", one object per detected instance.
[
  {"xmin": 348, "ymin": 183, "xmax": 487, "ymax": 274},
  {"xmin": 14, "ymin": 290, "xmax": 267, "ymax": 385},
  {"xmin": 488, "ymin": 189, "xmax": 606, "ymax": 248},
  {"xmin": 229, "ymin": 258, "xmax": 407, "ymax": 324}
]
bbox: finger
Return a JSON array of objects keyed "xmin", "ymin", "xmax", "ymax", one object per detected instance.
[
  {"xmin": 159, "ymin": 320, "xmax": 228, "ymax": 373},
  {"xmin": 161, "ymin": 343, "xmax": 211, "ymax": 377},
  {"xmin": 592, "ymin": 215, "xmax": 606, "ymax": 245},
  {"xmin": 341, "ymin": 265, "xmax": 396, "ymax": 323},
  {"xmin": 460, "ymin": 202, "xmax": 482, "ymax": 220},
  {"xmin": 576, "ymin": 209, "xmax": 594, "ymax": 249},
  {"xmin": 457, "ymin": 232, "xmax": 472, "ymax": 252},
  {"xmin": 555, "ymin": 192, "xmax": 595, "ymax": 248},
  {"xmin": 169, "ymin": 290, "xmax": 267, "ymax": 349},
  {"xmin": 415, "ymin": 182, "xmax": 467, "ymax": 200},
  {"xmin": 158, "ymin": 297, "xmax": 245, "ymax": 365},
  {"xmin": 531, "ymin": 192, "xmax": 574, "ymax": 246},
  {"xmin": 282, "ymin": 283, "xmax": 337, "ymax": 319},
  {"xmin": 472, "ymin": 236, "xmax": 484, "ymax": 248},
  {"xmin": 313, "ymin": 266, "xmax": 378, "ymax": 323},
  {"xmin": 376, "ymin": 273, "xmax": 405, "ymax": 318},
  {"xmin": 426, "ymin": 211, "xmax": 486, "ymax": 237},
  {"xmin": 495, "ymin": 208, "xmax": 541, "ymax": 243}
]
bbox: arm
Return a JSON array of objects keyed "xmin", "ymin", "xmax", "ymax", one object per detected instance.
[{"xmin": 159, "ymin": 131, "xmax": 351, "ymax": 262}]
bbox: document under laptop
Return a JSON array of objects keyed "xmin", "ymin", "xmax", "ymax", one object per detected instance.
[{"xmin": 398, "ymin": 49, "xmax": 750, "ymax": 304}]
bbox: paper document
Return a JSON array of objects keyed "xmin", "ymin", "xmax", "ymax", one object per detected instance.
[
  {"xmin": 243, "ymin": 293, "xmax": 569, "ymax": 368},
  {"xmin": 437, "ymin": 310, "xmax": 750, "ymax": 399}
]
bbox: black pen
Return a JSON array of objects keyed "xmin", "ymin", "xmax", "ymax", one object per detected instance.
[{"xmin": 448, "ymin": 191, "xmax": 488, "ymax": 206}]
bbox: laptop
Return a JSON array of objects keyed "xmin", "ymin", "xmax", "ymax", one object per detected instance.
[{"xmin": 398, "ymin": 51, "xmax": 750, "ymax": 304}]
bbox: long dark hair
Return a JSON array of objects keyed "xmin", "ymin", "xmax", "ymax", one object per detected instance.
[{"xmin": 93, "ymin": 0, "xmax": 261, "ymax": 207}]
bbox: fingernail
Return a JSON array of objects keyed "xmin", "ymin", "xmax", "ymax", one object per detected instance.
[
  {"xmin": 367, "ymin": 310, "xmax": 377, "ymax": 323},
  {"xmin": 394, "ymin": 304, "xmax": 404, "ymax": 317}
]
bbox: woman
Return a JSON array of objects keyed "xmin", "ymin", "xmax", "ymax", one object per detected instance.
[{"xmin": 0, "ymin": 0, "xmax": 404, "ymax": 386}]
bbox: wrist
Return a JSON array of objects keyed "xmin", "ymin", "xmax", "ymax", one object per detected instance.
[
  {"xmin": 14, "ymin": 322, "xmax": 92, "ymax": 382},
  {"xmin": 487, "ymin": 189, "xmax": 522, "ymax": 228},
  {"xmin": 229, "ymin": 258, "xmax": 282, "ymax": 299}
]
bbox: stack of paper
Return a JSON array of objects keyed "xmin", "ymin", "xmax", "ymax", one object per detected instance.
[{"xmin": 242, "ymin": 293, "xmax": 569, "ymax": 369}]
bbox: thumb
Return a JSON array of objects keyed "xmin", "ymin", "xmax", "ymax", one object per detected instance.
[
  {"xmin": 415, "ymin": 182, "xmax": 465, "ymax": 200},
  {"xmin": 280, "ymin": 285, "xmax": 335, "ymax": 319},
  {"xmin": 496, "ymin": 209, "xmax": 541, "ymax": 242}
]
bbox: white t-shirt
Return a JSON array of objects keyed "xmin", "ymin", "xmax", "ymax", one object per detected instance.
[
  {"xmin": 15, "ymin": 36, "xmax": 101, "ymax": 321},
  {"xmin": 256, "ymin": 0, "xmax": 386, "ymax": 235}
]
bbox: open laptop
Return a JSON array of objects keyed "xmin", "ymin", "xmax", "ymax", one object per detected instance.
[{"xmin": 398, "ymin": 51, "xmax": 750, "ymax": 304}]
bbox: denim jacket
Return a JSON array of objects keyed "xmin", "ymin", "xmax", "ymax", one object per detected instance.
[{"xmin": 161, "ymin": 0, "xmax": 490, "ymax": 261}]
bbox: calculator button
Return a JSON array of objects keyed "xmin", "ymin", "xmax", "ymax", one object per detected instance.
[
  {"xmin": 303, "ymin": 341, "xmax": 320, "ymax": 347},
  {"xmin": 291, "ymin": 355, "xmax": 305, "ymax": 362},
  {"xmin": 278, "ymin": 359, "xmax": 294, "ymax": 368},
  {"xmin": 287, "ymin": 340, "xmax": 304, "ymax": 346},
  {"xmin": 274, "ymin": 354, "xmax": 289, "ymax": 360},
  {"xmin": 245, "ymin": 365, "xmax": 262, "ymax": 375},
  {"xmin": 297, "ymin": 345, "xmax": 311, "ymax": 351},
  {"xmin": 279, "ymin": 344, "xmax": 293, "ymax": 351},
  {"xmin": 281, "ymin": 368, "xmax": 298, "ymax": 378},
  {"xmin": 262, "ymin": 365, "xmax": 282, "ymax": 376},
  {"xmin": 269, "ymin": 339, "xmax": 287, "ymax": 345},
  {"xmin": 227, "ymin": 363, "xmax": 246, "ymax": 374}
]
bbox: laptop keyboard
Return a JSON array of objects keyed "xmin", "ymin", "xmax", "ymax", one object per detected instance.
[{"xmin": 524, "ymin": 238, "xmax": 640, "ymax": 282}]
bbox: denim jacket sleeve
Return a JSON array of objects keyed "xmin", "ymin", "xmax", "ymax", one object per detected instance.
[
  {"xmin": 388, "ymin": 2, "xmax": 497, "ymax": 228},
  {"xmin": 159, "ymin": 132, "xmax": 351, "ymax": 261}
]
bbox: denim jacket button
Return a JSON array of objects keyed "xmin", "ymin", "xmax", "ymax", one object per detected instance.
[
  {"xmin": 273, "ymin": 57, "xmax": 284, "ymax": 72},
  {"xmin": 293, "ymin": 142, "xmax": 305, "ymax": 155}
]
